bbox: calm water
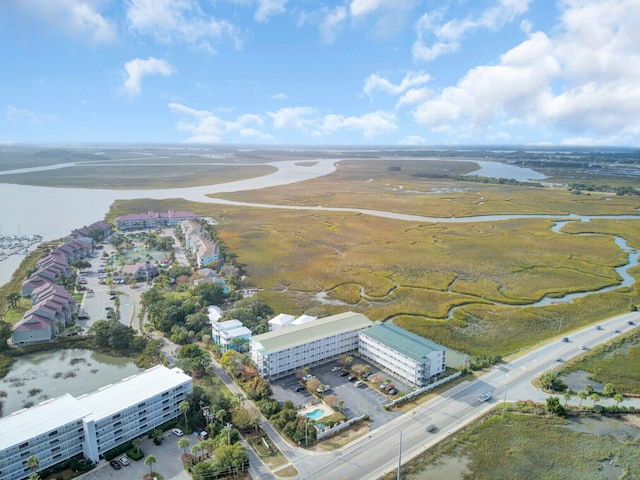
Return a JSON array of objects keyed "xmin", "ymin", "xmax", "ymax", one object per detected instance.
[{"xmin": 0, "ymin": 348, "xmax": 141, "ymax": 417}]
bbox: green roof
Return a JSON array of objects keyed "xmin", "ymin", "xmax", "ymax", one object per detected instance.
[
  {"xmin": 361, "ymin": 323, "xmax": 445, "ymax": 363},
  {"xmin": 252, "ymin": 311, "xmax": 372, "ymax": 353}
]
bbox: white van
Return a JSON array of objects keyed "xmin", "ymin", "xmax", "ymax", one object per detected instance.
[{"xmin": 353, "ymin": 380, "xmax": 365, "ymax": 387}]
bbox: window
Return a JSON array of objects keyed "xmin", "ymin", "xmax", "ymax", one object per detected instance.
[
  {"xmin": 19, "ymin": 442, "xmax": 29, "ymax": 449},
  {"xmin": 48, "ymin": 430, "xmax": 58, "ymax": 436},
  {"xmin": 112, "ymin": 413, "xmax": 121, "ymax": 420}
]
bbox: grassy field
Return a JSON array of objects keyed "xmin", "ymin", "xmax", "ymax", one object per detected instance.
[
  {"xmin": 385, "ymin": 411, "xmax": 640, "ymax": 480},
  {"xmin": 95, "ymin": 158, "xmax": 640, "ymax": 357},
  {"xmin": 560, "ymin": 330, "xmax": 640, "ymax": 394}
]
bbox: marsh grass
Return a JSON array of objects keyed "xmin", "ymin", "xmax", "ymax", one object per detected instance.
[
  {"xmin": 385, "ymin": 411, "xmax": 640, "ymax": 480},
  {"xmin": 561, "ymin": 330, "xmax": 640, "ymax": 394},
  {"xmin": 105, "ymin": 161, "xmax": 640, "ymax": 356}
]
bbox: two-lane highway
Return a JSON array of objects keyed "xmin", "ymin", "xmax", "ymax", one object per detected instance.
[{"xmin": 285, "ymin": 310, "xmax": 640, "ymax": 480}]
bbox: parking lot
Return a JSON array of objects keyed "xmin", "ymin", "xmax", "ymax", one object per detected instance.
[
  {"xmin": 270, "ymin": 359, "xmax": 408, "ymax": 430},
  {"xmin": 78, "ymin": 430, "xmax": 189, "ymax": 480}
]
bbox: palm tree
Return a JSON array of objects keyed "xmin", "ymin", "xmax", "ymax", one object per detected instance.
[
  {"xmin": 179, "ymin": 400, "xmax": 190, "ymax": 428},
  {"xmin": 603, "ymin": 383, "xmax": 616, "ymax": 397},
  {"xmin": 345, "ymin": 356, "xmax": 354, "ymax": 368},
  {"xmin": 192, "ymin": 443, "xmax": 203, "ymax": 462},
  {"xmin": 577, "ymin": 391, "xmax": 587, "ymax": 407},
  {"xmin": 132, "ymin": 437, "xmax": 142, "ymax": 456},
  {"xmin": 591, "ymin": 393, "xmax": 600, "ymax": 408},
  {"xmin": 144, "ymin": 455, "xmax": 156, "ymax": 475},
  {"xmin": 178, "ymin": 437, "xmax": 190, "ymax": 458},
  {"xmin": 614, "ymin": 393, "xmax": 624, "ymax": 407},
  {"xmin": 563, "ymin": 391, "xmax": 571, "ymax": 407},
  {"xmin": 250, "ymin": 416, "xmax": 261, "ymax": 432},
  {"xmin": 26, "ymin": 455, "xmax": 39, "ymax": 475},
  {"xmin": 584, "ymin": 384, "xmax": 594, "ymax": 395},
  {"xmin": 27, "ymin": 474, "xmax": 40, "ymax": 480}
]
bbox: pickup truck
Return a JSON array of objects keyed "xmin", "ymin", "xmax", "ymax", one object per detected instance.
[{"xmin": 317, "ymin": 385, "xmax": 330, "ymax": 393}]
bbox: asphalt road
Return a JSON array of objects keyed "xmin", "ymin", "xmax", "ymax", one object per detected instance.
[{"xmin": 278, "ymin": 310, "xmax": 640, "ymax": 480}]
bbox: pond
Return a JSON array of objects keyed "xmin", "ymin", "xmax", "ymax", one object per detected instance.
[{"xmin": 0, "ymin": 348, "xmax": 142, "ymax": 417}]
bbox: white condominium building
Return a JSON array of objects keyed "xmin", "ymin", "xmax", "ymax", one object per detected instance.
[
  {"xmin": 251, "ymin": 311, "xmax": 373, "ymax": 379},
  {"xmin": 358, "ymin": 323, "xmax": 447, "ymax": 387},
  {"xmin": 0, "ymin": 366, "xmax": 192, "ymax": 480}
]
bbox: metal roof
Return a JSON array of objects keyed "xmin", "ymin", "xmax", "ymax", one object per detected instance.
[{"xmin": 361, "ymin": 323, "xmax": 445, "ymax": 363}]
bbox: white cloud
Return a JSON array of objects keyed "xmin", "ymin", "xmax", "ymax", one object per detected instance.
[
  {"xmin": 412, "ymin": 0, "xmax": 640, "ymax": 143},
  {"xmin": 271, "ymin": 93, "xmax": 288, "ymax": 101},
  {"xmin": 123, "ymin": 58, "xmax": 176, "ymax": 96},
  {"xmin": 317, "ymin": 111, "xmax": 397, "ymax": 138},
  {"xmin": 350, "ymin": 0, "xmax": 385, "ymax": 17},
  {"xmin": 6, "ymin": 106, "xmax": 42, "ymax": 125},
  {"xmin": 10, "ymin": 0, "xmax": 116, "ymax": 44},
  {"xmin": 413, "ymin": 0, "xmax": 532, "ymax": 61},
  {"xmin": 319, "ymin": 6, "xmax": 347, "ymax": 45},
  {"xmin": 268, "ymin": 107, "xmax": 317, "ymax": 129},
  {"xmin": 415, "ymin": 31, "xmax": 559, "ymax": 130},
  {"xmin": 126, "ymin": 0, "xmax": 242, "ymax": 50},
  {"xmin": 255, "ymin": 0, "xmax": 288, "ymax": 23},
  {"xmin": 397, "ymin": 87, "xmax": 431, "ymax": 108},
  {"xmin": 364, "ymin": 71, "xmax": 431, "ymax": 97},
  {"xmin": 168, "ymin": 103, "xmax": 272, "ymax": 143},
  {"xmin": 399, "ymin": 135, "xmax": 428, "ymax": 145}
]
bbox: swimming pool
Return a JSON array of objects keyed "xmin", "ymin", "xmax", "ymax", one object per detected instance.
[{"xmin": 304, "ymin": 408, "xmax": 326, "ymax": 420}]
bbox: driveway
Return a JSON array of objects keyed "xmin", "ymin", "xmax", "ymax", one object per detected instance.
[{"xmin": 77, "ymin": 432, "xmax": 190, "ymax": 480}]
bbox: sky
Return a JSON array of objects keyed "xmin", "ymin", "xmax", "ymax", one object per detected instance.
[{"xmin": 1, "ymin": 0, "xmax": 639, "ymax": 147}]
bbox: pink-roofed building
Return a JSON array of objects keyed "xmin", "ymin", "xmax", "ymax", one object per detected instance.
[{"xmin": 12, "ymin": 313, "xmax": 56, "ymax": 344}]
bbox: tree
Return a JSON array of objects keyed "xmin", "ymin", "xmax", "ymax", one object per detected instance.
[
  {"xmin": 614, "ymin": 393, "xmax": 624, "ymax": 407},
  {"xmin": 178, "ymin": 437, "xmax": 190, "ymax": 458},
  {"xmin": 26, "ymin": 455, "xmax": 39, "ymax": 474},
  {"xmin": 546, "ymin": 396, "xmax": 566, "ymax": 417},
  {"xmin": 584, "ymin": 384, "xmax": 594, "ymax": 395},
  {"xmin": 577, "ymin": 391, "xmax": 587, "ymax": 408},
  {"xmin": 179, "ymin": 401, "xmax": 190, "ymax": 428},
  {"xmin": 591, "ymin": 393, "xmax": 600, "ymax": 407},
  {"xmin": 307, "ymin": 378, "xmax": 321, "ymax": 393},
  {"xmin": 0, "ymin": 321, "xmax": 12, "ymax": 352},
  {"xmin": 192, "ymin": 443, "xmax": 204, "ymax": 462},
  {"xmin": 250, "ymin": 416, "xmax": 261, "ymax": 432},
  {"xmin": 603, "ymin": 383, "xmax": 616, "ymax": 397},
  {"xmin": 563, "ymin": 391, "xmax": 571, "ymax": 407},
  {"xmin": 144, "ymin": 455, "xmax": 156, "ymax": 475},
  {"xmin": 132, "ymin": 438, "xmax": 142, "ymax": 456}
]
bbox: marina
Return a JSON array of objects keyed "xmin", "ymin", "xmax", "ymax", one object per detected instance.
[{"xmin": 0, "ymin": 234, "xmax": 42, "ymax": 262}]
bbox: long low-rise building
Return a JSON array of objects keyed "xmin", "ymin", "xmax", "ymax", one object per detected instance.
[
  {"xmin": 0, "ymin": 365, "xmax": 192, "ymax": 480},
  {"xmin": 358, "ymin": 322, "xmax": 446, "ymax": 387},
  {"xmin": 250, "ymin": 311, "xmax": 373, "ymax": 379}
]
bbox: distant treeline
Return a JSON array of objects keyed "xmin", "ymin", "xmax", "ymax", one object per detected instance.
[
  {"xmin": 569, "ymin": 184, "xmax": 640, "ymax": 196},
  {"xmin": 410, "ymin": 172, "xmax": 544, "ymax": 188}
]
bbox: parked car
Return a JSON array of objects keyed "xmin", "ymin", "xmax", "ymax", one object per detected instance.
[
  {"xmin": 317, "ymin": 385, "xmax": 331, "ymax": 393},
  {"xmin": 339, "ymin": 370, "xmax": 350, "ymax": 377},
  {"xmin": 172, "ymin": 428, "xmax": 184, "ymax": 437},
  {"xmin": 109, "ymin": 460, "xmax": 121, "ymax": 470},
  {"xmin": 478, "ymin": 392, "xmax": 492, "ymax": 402},
  {"xmin": 388, "ymin": 388, "xmax": 398, "ymax": 395},
  {"xmin": 331, "ymin": 366, "xmax": 342, "ymax": 372},
  {"xmin": 353, "ymin": 380, "xmax": 365, "ymax": 387},
  {"xmin": 295, "ymin": 385, "xmax": 306, "ymax": 392},
  {"xmin": 118, "ymin": 456, "xmax": 130, "ymax": 466},
  {"xmin": 348, "ymin": 375, "xmax": 357, "ymax": 382},
  {"xmin": 303, "ymin": 374, "xmax": 316, "ymax": 382},
  {"xmin": 380, "ymin": 382, "xmax": 389, "ymax": 390},
  {"xmin": 385, "ymin": 384, "xmax": 395, "ymax": 392}
]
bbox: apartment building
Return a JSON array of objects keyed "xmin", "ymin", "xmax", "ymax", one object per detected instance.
[
  {"xmin": 115, "ymin": 210, "xmax": 196, "ymax": 231},
  {"xmin": 211, "ymin": 320, "xmax": 252, "ymax": 352},
  {"xmin": 0, "ymin": 366, "xmax": 192, "ymax": 480},
  {"xmin": 250, "ymin": 311, "xmax": 373, "ymax": 379},
  {"xmin": 358, "ymin": 323, "xmax": 446, "ymax": 387}
]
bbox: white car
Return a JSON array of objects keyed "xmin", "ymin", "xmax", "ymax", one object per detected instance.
[
  {"xmin": 478, "ymin": 392, "xmax": 492, "ymax": 402},
  {"xmin": 172, "ymin": 428, "xmax": 184, "ymax": 437},
  {"xmin": 331, "ymin": 366, "xmax": 342, "ymax": 372},
  {"xmin": 118, "ymin": 456, "xmax": 130, "ymax": 466}
]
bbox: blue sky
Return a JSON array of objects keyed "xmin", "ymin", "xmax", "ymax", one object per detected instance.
[{"xmin": 1, "ymin": 0, "xmax": 639, "ymax": 146}]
